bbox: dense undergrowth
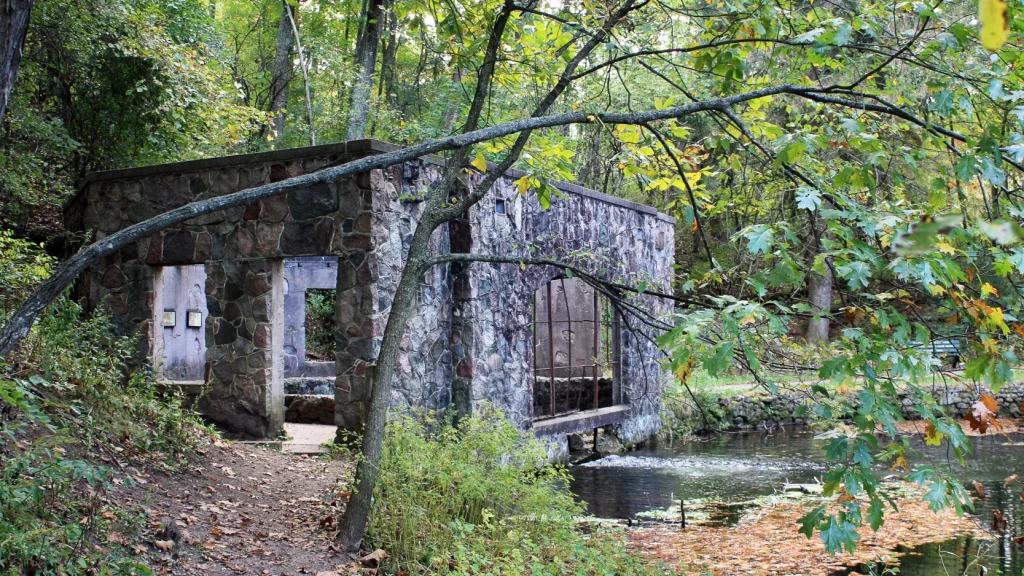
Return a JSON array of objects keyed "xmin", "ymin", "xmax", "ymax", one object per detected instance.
[
  {"xmin": 366, "ymin": 405, "xmax": 659, "ymax": 575},
  {"xmin": 0, "ymin": 236, "xmax": 213, "ymax": 575}
]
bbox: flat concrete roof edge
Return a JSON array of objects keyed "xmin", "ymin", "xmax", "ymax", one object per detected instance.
[
  {"xmin": 76, "ymin": 139, "xmax": 675, "ymax": 224},
  {"xmin": 80, "ymin": 139, "xmax": 393, "ymax": 184}
]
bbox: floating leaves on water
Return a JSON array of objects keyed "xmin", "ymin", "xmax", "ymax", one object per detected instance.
[{"xmin": 973, "ymin": 480, "xmax": 987, "ymax": 500}]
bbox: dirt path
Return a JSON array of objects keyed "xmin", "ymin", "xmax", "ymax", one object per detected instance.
[{"xmin": 114, "ymin": 442, "xmax": 357, "ymax": 575}]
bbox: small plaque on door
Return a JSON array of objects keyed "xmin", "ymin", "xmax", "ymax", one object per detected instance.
[
  {"xmin": 186, "ymin": 310, "xmax": 203, "ymax": 328},
  {"xmin": 162, "ymin": 310, "xmax": 176, "ymax": 327}
]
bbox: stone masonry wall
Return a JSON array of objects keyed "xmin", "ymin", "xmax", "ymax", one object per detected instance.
[
  {"xmin": 708, "ymin": 385, "xmax": 1024, "ymax": 431},
  {"xmin": 394, "ymin": 161, "xmax": 676, "ymax": 443},
  {"xmin": 69, "ymin": 143, "xmax": 386, "ymax": 437},
  {"xmin": 69, "ymin": 141, "xmax": 675, "ymax": 443}
]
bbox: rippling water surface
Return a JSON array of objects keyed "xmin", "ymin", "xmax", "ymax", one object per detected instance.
[{"xmin": 568, "ymin": 428, "xmax": 1024, "ymax": 575}]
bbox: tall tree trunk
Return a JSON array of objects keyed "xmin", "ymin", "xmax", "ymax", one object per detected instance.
[
  {"xmin": 270, "ymin": 0, "xmax": 295, "ymax": 139},
  {"xmin": 285, "ymin": 4, "xmax": 315, "ymax": 146},
  {"xmin": 377, "ymin": 6, "xmax": 399, "ymax": 106},
  {"xmin": 805, "ymin": 212, "xmax": 833, "ymax": 344},
  {"xmin": 805, "ymin": 265, "xmax": 833, "ymax": 344},
  {"xmin": 0, "ymin": 0, "xmax": 33, "ymax": 127},
  {"xmin": 346, "ymin": 0, "xmax": 388, "ymax": 139}
]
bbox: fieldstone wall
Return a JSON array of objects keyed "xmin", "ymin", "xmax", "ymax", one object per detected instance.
[
  {"xmin": 285, "ymin": 394, "xmax": 335, "ymax": 424},
  {"xmin": 68, "ymin": 142, "xmax": 389, "ymax": 437},
  {"xmin": 201, "ymin": 258, "xmax": 284, "ymax": 437},
  {"xmin": 68, "ymin": 140, "xmax": 675, "ymax": 444},
  {"xmin": 402, "ymin": 164, "xmax": 676, "ymax": 443},
  {"xmin": 709, "ymin": 385, "xmax": 1024, "ymax": 431}
]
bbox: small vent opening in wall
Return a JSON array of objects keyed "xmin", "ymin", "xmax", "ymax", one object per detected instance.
[{"xmin": 495, "ymin": 199, "xmax": 506, "ymax": 214}]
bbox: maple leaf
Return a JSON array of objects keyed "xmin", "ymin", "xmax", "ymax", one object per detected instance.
[
  {"xmin": 967, "ymin": 394, "xmax": 999, "ymax": 434},
  {"xmin": 924, "ymin": 422, "xmax": 944, "ymax": 446},
  {"xmin": 973, "ymin": 480, "xmax": 987, "ymax": 500},
  {"xmin": 993, "ymin": 509, "xmax": 1008, "ymax": 533}
]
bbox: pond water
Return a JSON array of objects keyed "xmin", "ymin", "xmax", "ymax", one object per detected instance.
[{"xmin": 568, "ymin": 429, "xmax": 1024, "ymax": 575}]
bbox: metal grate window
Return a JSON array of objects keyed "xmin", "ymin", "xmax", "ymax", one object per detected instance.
[{"xmin": 531, "ymin": 277, "xmax": 622, "ymax": 420}]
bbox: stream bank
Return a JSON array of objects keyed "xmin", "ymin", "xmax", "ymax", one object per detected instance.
[{"xmin": 662, "ymin": 383, "xmax": 1024, "ymax": 433}]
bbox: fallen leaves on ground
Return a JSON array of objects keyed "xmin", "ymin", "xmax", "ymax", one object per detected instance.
[
  {"xmin": 894, "ymin": 418, "xmax": 1024, "ymax": 436},
  {"xmin": 626, "ymin": 485, "xmax": 989, "ymax": 576},
  {"xmin": 109, "ymin": 442, "xmax": 361, "ymax": 575}
]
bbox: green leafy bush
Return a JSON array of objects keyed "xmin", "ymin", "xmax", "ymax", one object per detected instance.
[
  {"xmin": 1, "ymin": 297, "xmax": 212, "ymax": 574},
  {"xmin": 0, "ymin": 230, "xmax": 54, "ymax": 316},
  {"xmin": 305, "ymin": 289, "xmax": 335, "ymax": 359},
  {"xmin": 367, "ymin": 405, "xmax": 658, "ymax": 575}
]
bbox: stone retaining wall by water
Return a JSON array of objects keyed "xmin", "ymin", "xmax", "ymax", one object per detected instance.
[{"xmin": 711, "ymin": 385, "xmax": 1024, "ymax": 431}]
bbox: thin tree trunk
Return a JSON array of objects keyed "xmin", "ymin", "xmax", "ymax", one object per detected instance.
[
  {"xmin": 270, "ymin": 0, "xmax": 295, "ymax": 139},
  {"xmin": 377, "ymin": 6, "xmax": 399, "ymax": 106},
  {"xmin": 805, "ymin": 266, "xmax": 833, "ymax": 344},
  {"xmin": 346, "ymin": 0, "xmax": 388, "ymax": 139},
  {"xmin": 285, "ymin": 5, "xmax": 315, "ymax": 146},
  {"xmin": 805, "ymin": 210, "xmax": 833, "ymax": 344},
  {"xmin": 0, "ymin": 0, "xmax": 33, "ymax": 127}
]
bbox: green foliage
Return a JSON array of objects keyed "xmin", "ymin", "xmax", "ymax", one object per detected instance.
[
  {"xmin": 366, "ymin": 405, "xmax": 655, "ymax": 575},
  {"xmin": 304, "ymin": 289, "xmax": 335, "ymax": 360},
  {"xmin": 1, "ymin": 0, "xmax": 264, "ymax": 236},
  {"xmin": 0, "ymin": 250, "xmax": 212, "ymax": 574},
  {"xmin": 0, "ymin": 230, "xmax": 53, "ymax": 315}
]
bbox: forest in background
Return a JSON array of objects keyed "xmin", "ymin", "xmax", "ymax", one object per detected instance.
[{"xmin": 5, "ymin": 0, "xmax": 1024, "ymax": 569}]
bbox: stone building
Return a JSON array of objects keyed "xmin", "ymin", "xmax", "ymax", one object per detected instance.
[{"xmin": 65, "ymin": 140, "xmax": 675, "ymax": 450}]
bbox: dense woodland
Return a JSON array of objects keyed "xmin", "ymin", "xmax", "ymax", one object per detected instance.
[{"xmin": 5, "ymin": 0, "xmax": 1024, "ymax": 573}]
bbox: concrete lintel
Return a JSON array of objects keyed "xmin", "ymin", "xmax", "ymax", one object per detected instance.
[{"xmin": 531, "ymin": 405, "xmax": 631, "ymax": 436}]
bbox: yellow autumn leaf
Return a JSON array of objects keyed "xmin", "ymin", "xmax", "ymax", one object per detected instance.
[
  {"xmin": 983, "ymin": 338, "xmax": 1000, "ymax": 354},
  {"xmin": 514, "ymin": 176, "xmax": 530, "ymax": 195},
  {"xmin": 617, "ymin": 126, "xmax": 641, "ymax": 144},
  {"xmin": 471, "ymin": 152, "xmax": 488, "ymax": 173},
  {"xmin": 989, "ymin": 306, "xmax": 1011, "ymax": 334},
  {"xmin": 740, "ymin": 313, "xmax": 757, "ymax": 325},
  {"xmin": 979, "ymin": 0, "xmax": 1010, "ymax": 51},
  {"xmin": 982, "ymin": 282, "xmax": 999, "ymax": 297},
  {"xmin": 927, "ymin": 284, "xmax": 946, "ymax": 296},
  {"xmin": 924, "ymin": 422, "xmax": 944, "ymax": 446},
  {"xmin": 936, "ymin": 241, "xmax": 956, "ymax": 255}
]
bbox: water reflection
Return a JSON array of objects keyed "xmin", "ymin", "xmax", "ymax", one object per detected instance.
[{"xmin": 569, "ymin": 429, "xmax": 1024, "ymax": 574}]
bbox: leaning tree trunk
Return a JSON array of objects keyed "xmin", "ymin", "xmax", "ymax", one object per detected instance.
[
  {"xmin": 336, "ymin": 215, "xmax": 434, "ymax": 551},
  {"xmin": 270, "ymin": 0, "xmax": 295, "ymax": 139},
  {"xmin": 346, "ymin": 0, "xmax": 388, "ymax": 139},
  {"xmin": 0, "ymin": 0, "xmax": 33, "ymax": 127}
]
